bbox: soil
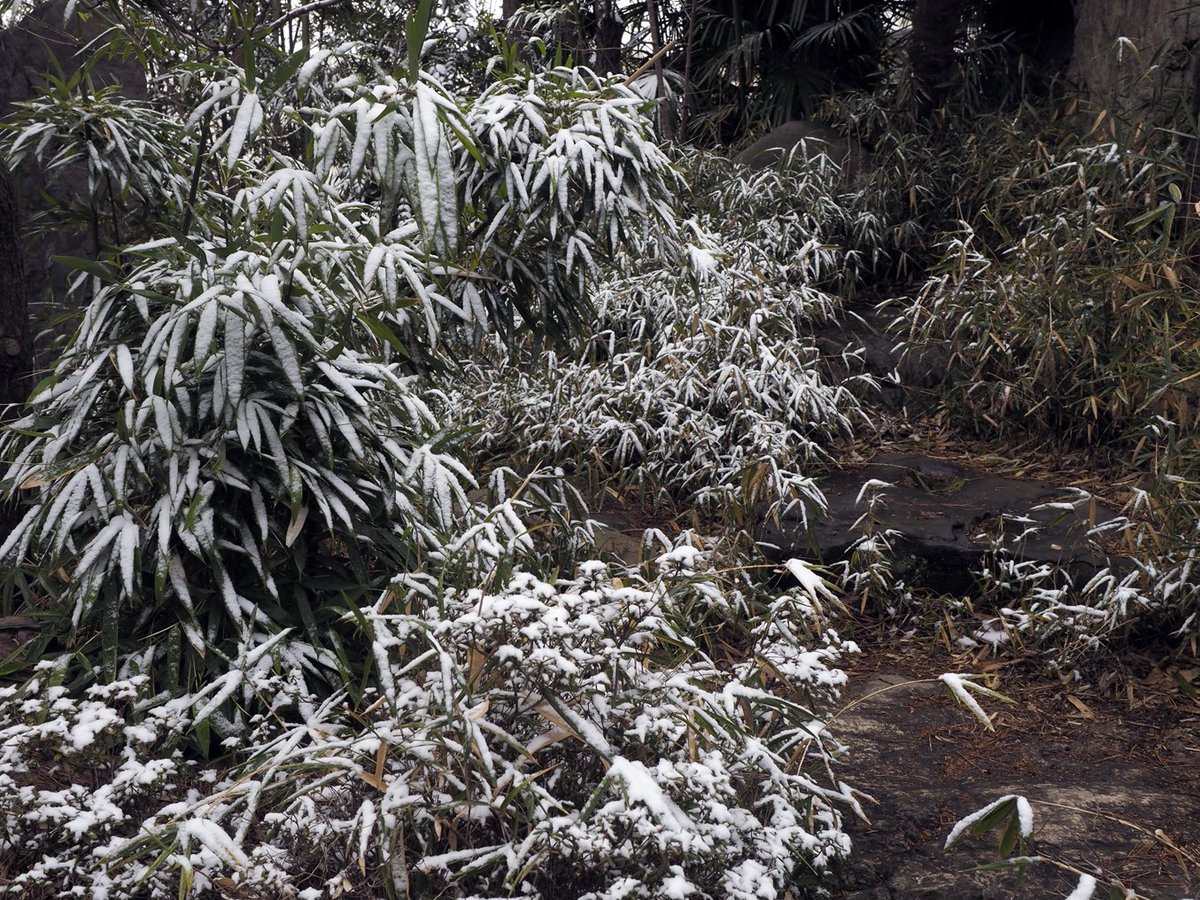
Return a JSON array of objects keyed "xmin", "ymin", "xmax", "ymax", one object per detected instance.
[{"xmin": 828, "ymin": 637, "xmax": 1200, "ymax": 900}]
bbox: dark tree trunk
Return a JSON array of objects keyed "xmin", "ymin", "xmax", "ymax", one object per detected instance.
[
  {"xmin": 909, "ymin": 0, "xmax": 965, "ymax": 117},
  {"xmin": 0, "ymin": 163, "xmax": 28, "ymax": 412},
  {"xmin": 1184, "ymin": 60, "xmax": 1200, "ymax": 257},
  {"xmin": 502, "ymin": 0, "xmax": 522, "ymax": 20},
  {"xmin": 0, "ymin": 162, "xmax": 30, "ymax": 546},
  {"xmin": 1069, "ymin": 0, "xmax": 1199, "ymax": 107},
  {"xmin": 680, "ymin": 0, "xmax": 697, "ymax": 140},
  {"xmin": 593, "ymin": 0, "xmax": 624, "ymax": 75}
]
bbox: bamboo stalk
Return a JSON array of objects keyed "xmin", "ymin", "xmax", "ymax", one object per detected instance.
[{"xmin": 623, "ymin": 39, "xmax": 677, "ymax": 87}]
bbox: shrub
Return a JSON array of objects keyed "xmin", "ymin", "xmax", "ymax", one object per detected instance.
[
  {"xmin": 0, "ymin": 552, "xmax": 859, "ymax": 899},
  {"xmin": 448, "ymin": 152, "xmax": 884, "ymax": 525},
  {"xmin": 958, "ymin": 503, "xmax": 1200, "ymax": 664},
  {"xmin": 457, "ymin": 65, "xmax": 681, "ymax": 342},
  {"xmin": 890, "ymin": 110, "xmax": 1199, "ymax": 448},
  {"xmin": 0, "ymin": 15, "xmax": 682, "ymax": 698},
  {"xmin": 0, "ymin": 239, "xmax": 463, "ymax": 694}
]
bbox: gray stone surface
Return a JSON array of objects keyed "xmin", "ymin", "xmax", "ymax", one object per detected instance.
[
  {"xmin": 828, "ymin": 670, "xmax": 1200, "ymax": 898},
  {"xmin": 812, "ymin": 301, "xmax": 949, "ymax": 416},
  {"xmin": 734, "ymin": 120, "xmax": 870, "ymax": 182},
  {"xmin": 0, "ymin": 615, "xmax": 40, "ymax": 661},
  {"xmin": 759, "ymin": 452, "xmax": 1129, "ymax": 594},
  {"xmin": 1069, "ymin": 0, "xmax": 1198, "ymax": 109}
]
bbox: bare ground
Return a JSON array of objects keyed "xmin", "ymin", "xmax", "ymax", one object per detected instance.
[{"xmin": 828, "ymin": 639, "xmax": 1200, "ymax": 899}]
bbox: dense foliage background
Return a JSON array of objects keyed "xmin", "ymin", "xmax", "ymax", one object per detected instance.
[{"xmin": 0, "ymin": 0, "xmax": 1196, "ymax": 897}]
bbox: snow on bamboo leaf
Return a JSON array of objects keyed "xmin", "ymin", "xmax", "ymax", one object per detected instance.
[
  {"xmin": 944, "ymin": 793, "xmax": 1034, "ymax": 849},
  {"xmin": 226, "ymin": 91, "xmax": 263, "ymax": 169},
  {"xmin": 177, "ymin": 818, "xmax": 250, "ymax": 868},
  {"xmin": 938, "ymin": 673, "xmax": 1013, "ymax": 731},
  {"xmin": 1065, "ymin": 874, "xmax": 1098, "ymax": 900},
  {"xmin": 114, "ymin": 344, "xmax": 134, "ymax": 391},
  {"xmin": 411, "ymin": 83, "xmax": 458, "ymax": 257},
  {"xmin": 223, "ymin": 310, "xmax": 246, "ymax": 409}
]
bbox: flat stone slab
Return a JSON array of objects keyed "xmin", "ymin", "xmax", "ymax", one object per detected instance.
[
  {"xmin": 828, "ymin": 665, "xmax": 1200, "ymax": 899},
  {"xmin": 0, "ymin": 616, "xmax": 40, "ymax": 662},
  {"xmin": 758, "ymin": 452, "xmax": 1130, "ymax": 594},
  {"xmin": 813, "ymin": 302, "xmax": 949, "ymax": 416}
]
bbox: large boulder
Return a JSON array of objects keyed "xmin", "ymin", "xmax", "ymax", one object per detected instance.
[
  {"xmin": 811, "ymin": 301, "xmax": 951, "ymax": 416},
  {"xmin": 733, "ymin": 120, "xmax": 869, "ymax": 181},
  {"xmin": 758, "ymin": 452, "xmax": 1131, "ymax": 595},
  {"xmin": 1069, "ymin": 0, "xmax": 1199, "ymax": 109}
]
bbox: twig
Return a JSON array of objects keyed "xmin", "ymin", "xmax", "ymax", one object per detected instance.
[
  {"xmin": 825, "ymin": 677, "xmax": 941, "ymax": 725},
  {"xmin": 1031, "ymin": 799, "xmax": 1199, "ymax": 872},
  {"xmin": 259, "ymin": 0, "xmax": 349, "ymax": 36}
]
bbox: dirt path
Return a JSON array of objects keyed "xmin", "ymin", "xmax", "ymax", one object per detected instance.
[{"xmin": 829, "ymin": 642, "xmax": 1200, "ymax": 899}]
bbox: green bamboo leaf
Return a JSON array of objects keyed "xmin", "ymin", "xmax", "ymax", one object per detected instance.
[
  {"xmin": 971, "ymin": 796, "xmax": 1017, "ymax": 835},
  {"xmin": 294, "ymin": 586, "xmax": 322, "ymax": 652},
  {"xmin": 998, "ymin": 814, "xmax": 1020, "ymax": 856},
  {"xmin": 1127, "ymin": 203, "xmax": 1171, "ymax": 234},
  {"xmin": 51, "ymin": 255, "xmax": 117, "ymax": 280},
  {"xmin": 405, "ymin": 0, "xmax": 436, "ymax": 84},
  {"xmin": 356, "ymin": 310, "xmax": 407, "ymax": 352},
  {"xmin": 259, "ymin": 45, "xmax": 311, "ymax": 97},
  {"xmin": 194, "ymin": 717, "xmax": 211, "ymax": 758}
]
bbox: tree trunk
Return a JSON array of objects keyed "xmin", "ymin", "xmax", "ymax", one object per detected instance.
[
  {"xmin": 909, "ymin": 0, "xmax": 964, "ymax": 117},
  {"xmin": 646, "ymin": 0, "xmax": 673, "ymax": 140},
  {"xmin": 0, "ymin": 162, "xmax": 28, "ymax": 412},
  {"xmin": 680, "ymin": 0, "xmax": 697, "ymax": 141},
  {"xmin": 1069, "ymin": 0, "xmax": 1200, "ymax": 109},
  {"xmin": 593, "ymin": 0, "xmax": 623, "ymax": 75},
  {"xmin": 0, "ymin": 162, "xmax": 30, "ymax": 546},
  {"xmin": 502, "ymin": 0, "xmax": 522, "ymax": 20}
]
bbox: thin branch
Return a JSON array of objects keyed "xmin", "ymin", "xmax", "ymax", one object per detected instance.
[
  {"xmin": 181, "ymin": 116, "xmax": 211, "ymax": 238},
  {"xmin": 1032, "ymin": 799, "xmax": 1200, "ymax": 870},
  {"xmin": 258, "ymin": 0, "xmax": 349, "ymax": 37}
]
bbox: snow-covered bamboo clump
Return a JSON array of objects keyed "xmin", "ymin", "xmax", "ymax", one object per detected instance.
[
  {"xmin": 0, "ymin": 9, "xmax": 870, "ymax": 896},
  {"xmin": 457, "ymin": 65, "xmax": 681, "ymax": 340},
  {"xmin": 0, "ymin": 235, "xmax": 482, "ymax": 695},
  {"xmin": 0, "ymin": 7, "xmax": 862, "ymax": 897},
  {"xmin": 449, "ymin": 151, "xmax": 879, "ymax": 520},
  {"xmin": 0, "ymin": 549, "xmax": 859, "ymax": 899},
  {"xmin": 0, "ymin": 39, "xmax": 681, "ymax": 696},
  {"xmin": 305, "ymin": 62, "xmax": 681, "ymax": 342}
]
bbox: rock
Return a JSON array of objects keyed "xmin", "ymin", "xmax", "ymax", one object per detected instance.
[
  {"xmin": 812, "ymin": 302, "xmax": 950, "ymax": 416},
  {"xmin": 758, "ymin": 452, "xmax": 1129, "ymax": 594},
  {"xmin": 827, "ymin": 664, "xmax": 1200, "ymax": 898},
  {"xmin": 0, "ymin": 615, "xmax": 40, "ymax": 660},
  {"xmin": 590, "ymin": 509, "xmax": 649, "ymax": 566},
  {"xmin": 1070, "ymin": 0, "xmax": 1198, "ymax": 111},
  {"xmin": 733, "ymin": 120, "xmax": 869, "ymax": 182}
]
